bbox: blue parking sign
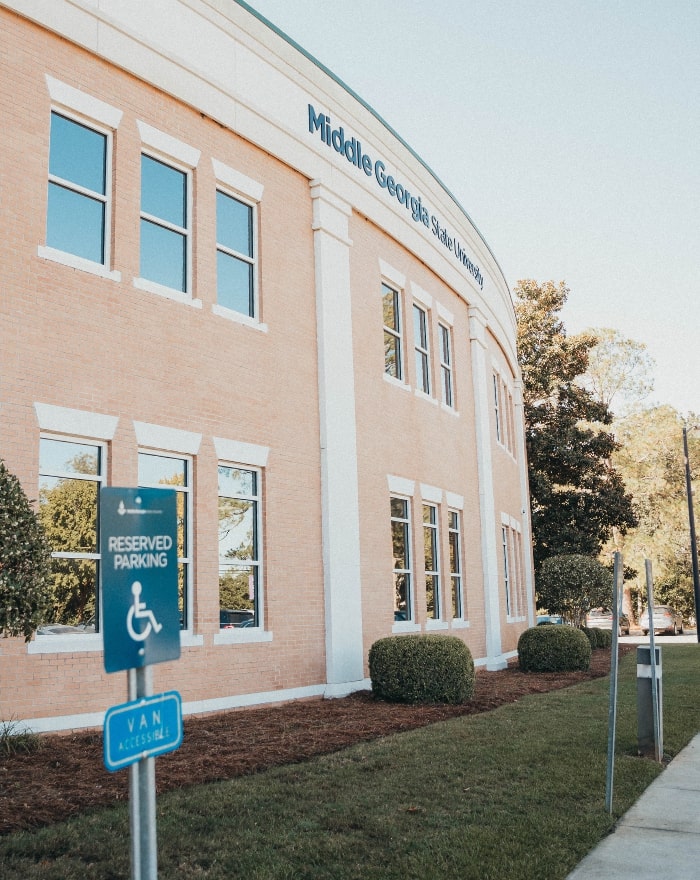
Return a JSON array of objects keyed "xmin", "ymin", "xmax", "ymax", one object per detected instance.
[{"xmin": 100, "ymin": 487, "xmax": 181, "ymax": 673}]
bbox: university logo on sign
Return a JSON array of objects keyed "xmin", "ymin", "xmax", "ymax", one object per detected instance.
[{"xmin": 100, "ymin": 487, "xmax": 181, "ymax": 674}]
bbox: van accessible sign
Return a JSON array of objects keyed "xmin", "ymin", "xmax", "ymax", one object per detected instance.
[
  {"xmin": 100, "ymin": 487, "xmax": 181, "ymax": 674},
  {"xmin": 307, "ymin": 104, "xmax": 484, "ymax": 289},
  {"xmin": 103, "ymin": 690, "xmax": 183, "ymax": 772}
]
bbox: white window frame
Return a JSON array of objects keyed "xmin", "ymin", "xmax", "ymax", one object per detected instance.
[
  {"xmin": 439, "ymin": 322, "xmax": 454, "ymax": 409},
  {"xmin": 39, "ymin": 77, "xmax": 122, "ymax": 282},
  {"xmin": 137, "ymin": 449, "xmax": 194, "ymax": 633},
  {"xmin": 390, "ymin": 494, "xmax": 415, "ymax": 629},
  {"xmin": 423, "ymin": 502, "xmax": 441, "ymax": 621},
  {"xmin": 413, "ymin": 303, "xmax": 431, "ymax": 397},
  {"xmin": 134, "ymin": 121, "xmax": 201, "ymax": 307},
  {"xmin": 501, "ymin": 515, "xmax": 526, "ymax": 622},
  {"xmin": 30, "ymin": 433, "xmax": 107, "ymax": 654},
  {"xmin": 214, "ymin": 459, "xmax": 271, "ymax": 645},
  {"xmin": 212, "ymin": 158, "xmax": 266, "ymax": 331},
  {"xmin": 448, "ymin": 508, "xmax": 464, "ymax": 620},
  {"xmin": 382, "ymin": 282, "xmax": 405, "ymax": 385}
]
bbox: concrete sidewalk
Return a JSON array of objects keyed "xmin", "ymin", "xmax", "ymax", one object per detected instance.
[{"xmin": 567, "ymin": 732, "xmax": 700, "ymax": 879}]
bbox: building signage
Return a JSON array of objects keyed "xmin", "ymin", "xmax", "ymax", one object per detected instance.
[
  {"xmin": 100, "ymin": 487, "xmax": 181, "ymax": 674},
  {"xmin": 103, "ymin": 690, "xmax": 183, "ymax": 772},
  {"xmin": 308, "ymin": 104, "xmax": 484, "ymax": 289}
]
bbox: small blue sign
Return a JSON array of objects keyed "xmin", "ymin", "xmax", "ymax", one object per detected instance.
[
  {"xmin": 100, "ymin": 487, "xmax": 181, "ymax": 673},
  {"xmin": 104, "ymin": 690, "xmax": 183, "ymax": 772}
]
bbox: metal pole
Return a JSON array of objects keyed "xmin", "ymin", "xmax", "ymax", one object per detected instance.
[
  {"xmin": 645, "ymin": 560, "xmax": 662, "ymax": 762},
  {"xmin": 605, "ymin": 552, "xmax": 622, "ymax": 813},
  {"xmin": 128, "ymin": 666, "xmax": 158, "ymax": 880},
  {"xmin": 682, "ymin": 427, "xmax": 700, "ymax": 643}
]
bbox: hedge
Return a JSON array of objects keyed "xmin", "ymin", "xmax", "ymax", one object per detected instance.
[
  {"xmin": 369, "ymin": 634, "xmax": 475, "ymax": 704},
  {"xmin": 518, "ymin": 625, "xmax": 591, "ymax": 672}
]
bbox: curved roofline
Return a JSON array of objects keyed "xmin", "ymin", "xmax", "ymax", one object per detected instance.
[{"xmin": 235, "ymin": 0, "xmax": 511, "ymax": 297}]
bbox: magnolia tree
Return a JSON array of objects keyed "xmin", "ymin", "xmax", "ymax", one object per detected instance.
[
  {"xmin": 536, "ymin": 554, "xmax": 613, "ymax": 627},
  {"xmin": 0, "ymin": 460, "xmax": 52, "ymax": 641}
]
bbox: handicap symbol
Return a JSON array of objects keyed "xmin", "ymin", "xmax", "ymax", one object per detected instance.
[{"xmin": 126, "ymin": 581, "xmax": 163, "ymax": 642}]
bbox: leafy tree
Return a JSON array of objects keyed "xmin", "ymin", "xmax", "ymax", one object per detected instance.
[
  {"xmin": 37, "ymin": 455, "xmax": 98, "ymax": 625},
  {"xmin": 515, "ymin": 280, "xmax": 637, "ymax": 570},
  {"xmin": 536, "ymin": 554, "xmax": 613, "ymax": 626},
  {"xmin": 579, "ymin": 327, "xmax": 655, "ymax": 417},
  {"xmin": 605, "ymin": 405, "xmax": 700, "ymax": 620},
  {"xmin": 218, "ymin": 493, "xmax": 255, "ymax": 611},
  {"xmin": 0, "ymin": 460, "xmax": 52, "ymax": 640}
]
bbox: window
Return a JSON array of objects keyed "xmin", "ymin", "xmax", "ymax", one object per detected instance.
[
  {"xmin": 382, "ymin": 283, "xmax": 403, "ymax": 380},
  {"xmin": 390, "ymin": 496, "xmax": 412, "ymax": 621},
  {"xmin": 448, "ymin": 509, "xmax": 463, "ymax": 618},
  {"xmin": 439, "ymin": 323, "xmax": 453, "ymax": 407},
  {"xmin": 47, "ymin": 112, "xmax": 107, "ymax": 265},
  {"xmin": 38, "ymin": 437, "xmax": 105, "ymax": 629},
  {"xmin": 494, "ymin": 372, "xmax": 516, "ymax": 454},
  {"xmin": 140, "ymin": 154, "xmax": 189, "ymax": 292},
  {"xmin": 413, "ymin": 304, "xmax": 431, "ymax": 394},
  {"xmin": 423, "ymin": 503, "xmax": 440, "ymax": 619},
  {"xmin": 138, "ymin": 452, "xmax": 191, "ymax": 630},
  {"xmin": 216, "ymin": 190, "xmax": 255, "ymax": 316},
  {"xmin": 218, "ymin": 465, "xmax": 262, "ymax": 628},
  {"xmin": 501, "ymin": 520, "xmax": 525, "ymax": 620}
]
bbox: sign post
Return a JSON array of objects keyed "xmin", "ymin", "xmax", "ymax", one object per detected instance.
[{"xmin": 100, "ymin": 487, "xmax": 182, "ymax": 880}]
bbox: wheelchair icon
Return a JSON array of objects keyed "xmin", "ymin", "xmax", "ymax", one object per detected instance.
[{"xmin": 126, "ymin": 581, "xmax": 163, "ymax": 642}]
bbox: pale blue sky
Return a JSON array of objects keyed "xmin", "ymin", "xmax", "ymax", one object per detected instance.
[{"xmin": 247, "ymin": 0, "xmax": 700, "ymax": 417}]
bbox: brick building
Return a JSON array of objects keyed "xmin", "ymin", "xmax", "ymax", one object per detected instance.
[{"xmin": 0, "ymin": 0, "xmax": 535, "ymax": 732}]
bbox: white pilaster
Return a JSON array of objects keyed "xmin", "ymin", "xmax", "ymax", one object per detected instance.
[
  {"xmin": 310, "ymin": 179, "xmax": 365, "ymax": 689},
  {"xmin": 513, "ymin": 380, "xmax": 536, "ymax": 626},
  {"xmin": 469, "ymin": 307, "xmax": 505, "ymax": 669}
]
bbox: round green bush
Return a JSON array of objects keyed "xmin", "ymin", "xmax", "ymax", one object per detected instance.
[
  {"xmin": 518, "ymin": 625, "xmax": 591, "ymax": 672},
  {"xmin": 369, "ymin": 634, "xmax": 475, "ymax": 704}
]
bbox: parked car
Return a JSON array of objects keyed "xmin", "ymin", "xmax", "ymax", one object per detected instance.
[
  {"xmin": 640, "ymin": 605, "xmax": 683, "ymax": 636},
  {"xmin": 219, "ymin": 609, "xmax": 255, "ymax": 629},
  {"xmin": 586, "ymin": 608, "xmax": 630, "ymax": 636},
  {"xmin": 536, "ymin": 615, "xmax": 564, "ymax": 626}
]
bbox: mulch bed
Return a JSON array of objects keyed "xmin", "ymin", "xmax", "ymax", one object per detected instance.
[{"xmin": 0, "ymin": 648, "xmax": 626, "ymax": 835}]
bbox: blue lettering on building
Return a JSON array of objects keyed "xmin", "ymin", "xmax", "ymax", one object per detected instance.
[{"xmin": 308, "ymin": 104, "xmax": 483, "ymax": 289}]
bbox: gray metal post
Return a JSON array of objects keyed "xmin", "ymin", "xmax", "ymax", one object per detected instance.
[
  {"xmin": 644, "ymin": 560, "xmax": 662, "ymax": 761},
  {"xmin": 128, "ymin": 665, "xmax": 158, "ymax": 880},
  {"xmin": 682, "ymin": 427, "xmax": 700, "ymax": 643},
  {"xmin": 605, "ymin": 552, "xmax": 622, "ymax": 813}
]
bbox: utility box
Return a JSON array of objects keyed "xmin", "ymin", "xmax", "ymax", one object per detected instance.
[{"xmin": 636, "ymin": 645, "xmax": 663, "ymax": 758}]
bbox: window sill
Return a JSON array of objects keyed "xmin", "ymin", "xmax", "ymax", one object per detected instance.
[
  {"xmin": 214, "ymin": 628, "xmax": 273, "ymax": 645},
  {"xmin": 426, "ymin": 619, "xmax": 449, "ymax": 631},
  {"xmin": 38, "ymin": 246, "xmax": 121, "ymax": 282},
  {"xmin": 134, "ymin": 276, "xmax": 202, "ymax": 308},
  {"xmin": 415, "ymin": 389, "xmax": 438, "ymax": 405},
  {"xmin": 180, "ymin": 632, "xmax": 204, "ymax": 648},
  {"xmin": 441, "ymin": 403, "xmax": 460, "ymax": 417},
  {"xmin": 392, "ymin": 620, "xmax": 420, "ymax": 634},
  {"xmin": 450, "ymin": 619, "xmax": 471, "ymax": 629},
  {"xmin": 28, "ymin": 632, "xmax": 103, "ymax": 654},
  {"xmin": 212, "ymin": 304, "xmax": 268, "ymax": 332},
  {"xmin": 506, "ymin": 616, "xmax": 527, "ymax": 624},
  {"xmin": 383, "ymin": 373, "xmax": 411, "ymax": 391}
]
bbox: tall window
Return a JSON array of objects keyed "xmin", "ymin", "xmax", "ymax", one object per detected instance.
[
  {"xmin": 423, "ymin": 503, "xmax": 440, "ymax": 619},
  {"xmin": 382, "ymin": 283, "xmax": 403, "ymax": 380},
  {"xmin": 218, "ymin": 465, "xmax": 261, "ymax": 628},
  {"xmin": 47, "ymin": 112, "xmax": 107, "ymax": 264},
  {"xmin": 390, "ymin": 496, "xmax": 412, "ymax": 621},
  {"xmin": 138, "ymin": 452, "xmax": 191, "ymax": 630},
  {"xmin": 413, "ymin": 304, "xmax": 431, "ymax": 394},
  {"xmin": 38, "ymin": 437, "xmax": 105, "ymax": 629},
  {"xmin": 501, "ymin": 521, "xmax": 525, "ymax": 619},
  {"xmin": 216, "ymin": 190, "xmax": 255, "ymax": 316},
  {"xmin": 448, "ymin": 509, "xmax": 463, "ymax": 618},
  {"xmin": 439, "ymin": 323, "xmax": 453, "ymax": 407},
  {"xmin": 140, "ymin": 154, "xmax": 189, "ymax": 292},
  {"xmin": 494, "ymin": 373, "xmax": 516, "ymax": 454}
]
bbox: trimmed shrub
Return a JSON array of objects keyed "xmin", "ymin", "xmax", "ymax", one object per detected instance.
[
  {"xmin": 581, "ymin": 626, "xmax": 613, "ymax": 650},
  {"xmin": 518, "ymin": 625, "xmax": 591, "ymax": 672},
  {"xmin": 369, "ymin": 634, "xmax": 475, "ymax": 704}
]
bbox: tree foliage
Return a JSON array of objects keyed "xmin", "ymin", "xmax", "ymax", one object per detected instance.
[
  {"xmin": 0, "ymin": 460, "xmax": 52, "ymax": 640},
  {"xmin": 605, "ymin": 405, "xmax": 700, "ymax": 620},
  {"xmin": 515, "ymin": 280, "xmax": 637, "ymax": 569},
  {"xmin": 536, "ymin": 554, "xmax": 613, "ymax": 626},
  {"xmin": 579, "ymin": 327, "xmax": 654, "ymax": 417}
]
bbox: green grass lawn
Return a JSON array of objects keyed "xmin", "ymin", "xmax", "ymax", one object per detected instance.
[{"xmin": 1, "ymin": 646, "xmax": 698, "ymax": 879}]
